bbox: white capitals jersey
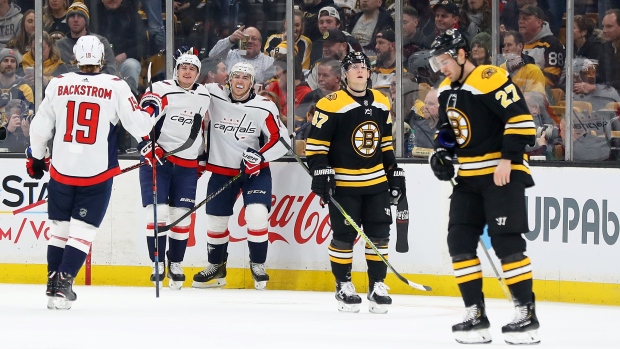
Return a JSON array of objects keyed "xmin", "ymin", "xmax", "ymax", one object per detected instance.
[
  {"xmin": 204, "ymin": 83, "xmax": 289, "ymax": 176},
  {"xmin": 30, "ymin": 72, "xmax": 154, "ymax": 186},
  {"xmin": 146, "ymin": 80, "xmax": 211, "ymax": 167}
]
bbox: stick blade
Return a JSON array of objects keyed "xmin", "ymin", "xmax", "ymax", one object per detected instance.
[{"xmin": 408, "ymin": 281, "xmax": 432, "ymax": 291}]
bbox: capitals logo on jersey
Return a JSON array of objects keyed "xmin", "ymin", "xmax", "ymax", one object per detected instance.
[{"xmin": 212, "ymin": 113, "xmax": 257, "ymax": 140}]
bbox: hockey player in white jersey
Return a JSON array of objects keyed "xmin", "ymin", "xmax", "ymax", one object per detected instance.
[
  {"xmin": 26, "ymin": 35, "xmax": 161, "ymax": 309},
  {"xmin": 192, "ymin": 62, "xmax": 288, "ymax": 290},
  {"xmin": 139, "ymin": 47, "xmax": 211, "ymax": 290}
]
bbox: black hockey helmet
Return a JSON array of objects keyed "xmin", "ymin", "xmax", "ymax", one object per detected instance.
[
  {"xmin": 429, "ymin": 29, "xmax": 469, "ymax": 72},
  {"xmin": 341, "ymin": 51, "xmax": 371, "ymax": 72}
]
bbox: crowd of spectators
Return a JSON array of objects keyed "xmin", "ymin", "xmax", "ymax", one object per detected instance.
[{"xmin": 2, "ymin": 0, "xmax": 620, "ymax": 163}]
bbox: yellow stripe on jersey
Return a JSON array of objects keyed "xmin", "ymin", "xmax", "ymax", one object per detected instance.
[
  {"xmin": 458, "ymin": 154, "xmax": 532, "ymax": 177},
  {"xmin": 508, "ymin": 115, "xmax": 534, "ymax": 124},
  {"xmin": 336, "ymin": 176, "xmax": 387, "ymax": 187},
  {"xmin": 314, "ymin": 90, "xmax": 356, "ymax": 114},
  {"xmin": 458, "ymin": 152, "xmax": 502, "ymax": 163},
  {"xmin": 305, "ymin": 138, "xmax": 330, "ymax": 156},
  {"xmin": 504, "ymin": 128, "xmax": 537, "ymax": 136},
  {"xmin": 306, "ymin": 138, "xmax": 331, "ymax": 146}
]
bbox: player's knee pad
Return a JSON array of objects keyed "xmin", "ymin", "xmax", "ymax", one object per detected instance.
[
  {"xmin": 168, "ymin": 207, "xmax": 191, "ymax": 241},
  {"xmin": 144, "ymin": 204, "xmax": 170, "ymax": 225},
  {"xmin": 49, "ymin": 220, "xmax": 70, "ymax": 249},
  {"xmin": 67, "ymin": 219, "xmax": 98, "ymax": 254},
  {"xmin": 206, "ymin": 214, "xmax": 230, "ymax": 233},
  {"xmin": 363, "ymin": 222, "xmax": 390, "ymax": 240},
  {"xmin": 451, "ymin": 253, "xmax": 478, "ymax": 263},
  {"xmin": 490, "ymin": 234, "xmax": 527, "ymax": 260},
  {"xmin": 366, "ymin": 237, "xmax": 389, "ymax": 257},
  {"xmin": 447, "ymin": 225, "xmax": 481, "ymax": 257},
  {"xmin": 244, "ymin": 204, "xmax": 268, "ymax": 231}
]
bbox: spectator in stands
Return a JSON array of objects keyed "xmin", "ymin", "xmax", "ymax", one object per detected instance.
[
  {"xmin": 524, "ymin": 91, "xmax": 556, "ymax": 158},
  {"xmin": 519, "ymin": 5, "xmax": 565, "ymax": 88},
  {"xmin": 459, "ymin": 0, "xmax": 492, "ymax": 38},
  {"xmin": 264, "ymin": 8, "xmax": 312, "ymax": 70},
  {"xmin": 43, "ymin": 0, "xmax": 70, "ymax": 41},
  {"xmin": 306, "ymin": 29, "xmax": 349, "ymax": 90},
  {"xmin": 258, "ymin": 89, "xmax": 284, "ymax": 125},
  {"xmin": 198, "ymin": 57, "xmax": 227, "ymax": 85},
  {"xmin": 208, "ymin": 25, "xmax": 275, "ymax": 84},
  {"xmin": 500, "ymin": 30, "xmax": 546, "ymax": 96},
  {"xmin": 0, "ymin": 99, "xmax": 30, "ymax": 152},
  {"xmin": 571, "ymin": 14, "xmax": 605, "ymax": 92},
  {"xmin": 22, "ymin": 31, "xmax": 69, "ymax": 90},
  {"xmin": 333, "ymin": 0, "xmax": 357, "ymax": 29},
  {"xmin": 501, "ymin": 0, "xmax": 558, "ymax": 36},
  {"xmin": 92, "ymin": 0, "xmax": 145, "ymax": 94},
  {"xmin": 348, "ymin": 0, "xmax": 394, "ymax": 57},
  {"xmin": 371, "ymin": 28, "xmax": 396, "ymax": 92},
  {"xmin": 432, "ymin": 1, "xmax": 466, "ymax": 41},
  {"xmin": 408, "ymin": 86, "xmax": 439, "ymax": 151},
  {"xmin": 0, "ymin": 48, "xmax": 33, "ymax": 116},
  {"xmin": 470, "ymin": 32, "xmax": 492, "ymax": 66},
  {"xmin": 571, "ymin": 58, "xmax": 620, "ymax": 112},
  {"xmin": 410, "ymin": 0, "xmax": 436, "ymax": 39},
  {"xmin": 402, "ymin": 5, "xmax": 431, "ymax": 60},
  {"xmin": 309, "ymin": 6, "xmax": 362, "ymax": 66},
  {"xmin": 296, "ymin": 58, "xmax": 342, "ymax": 140},
  {"xmin": 7, "ymin": 9, "xmax": 33, "ymax": 56},
  {"xmin": 0, "ymin": 0, "xmax": 23, "ymax": 49},
  {"xmin": 266, "ymin": 50, "xmax": 311, "ymax": 124},
  {"xmin": 141, "ymin": 0, "xmax": 164, "ymax": 54},
  {"xmin": 600, "ymin": 9, "xmax": 620, "ymax": 95},
  {"xmin": 556, "ymin": 114, "xmax": 611, "ymax": 161},
  {"xmin": 56, "ymin": 1, "xmax": 116, "ymax": 75},
  {"xmin": 300, "ymin": 0, "xmax": 344, "ymax": 42}
]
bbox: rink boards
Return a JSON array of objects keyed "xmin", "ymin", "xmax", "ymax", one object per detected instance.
[{"xmin": 1, "ymin": 158, "xmax": 619, "ymax": 305}]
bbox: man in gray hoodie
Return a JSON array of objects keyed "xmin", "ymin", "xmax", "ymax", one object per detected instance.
[{"xmin": 0, "ymin": 0, "xmax": 23, "ymax": 49}]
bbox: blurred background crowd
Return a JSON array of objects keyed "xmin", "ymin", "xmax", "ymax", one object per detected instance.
[{"xmin": 1, "ymin": 0, "xmax": 620, "ymax": 163}]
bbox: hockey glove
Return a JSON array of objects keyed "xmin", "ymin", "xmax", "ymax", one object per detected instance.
[
  {"xmin": 240, "ymin": 148, "xmax": 264, "ymax": 179},
  {"xmin": 311, "ymin": 166, "xmax": 336, "ymax": 205},
  {"xmin": 387, "ymin": 166, "xmax": 406, "ymax": 205},
  {"xmin": 139, "ymin": 141, "xmax": 165, "ymax": 167},
  {"xmin": 25, "ymin": 147, "xmax": 50, "ymax": 180},
  {"xmin": 140, "ymin": 92, "xmax": 168, "ymax": 117},
  {"xmin": 429, "ymin": 148, "xmax": 455, "ymax": 181}
]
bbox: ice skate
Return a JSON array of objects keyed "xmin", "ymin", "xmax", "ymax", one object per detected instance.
[
  {"xmin": 53, "ymin": 272, "xmax": 77, "ymax": 310},
  {"xmin": 335, "ymin": 281, "xmax": 362, "ymax": 313},
  {"xmin": 452, "ymin": 302, "xmax": 492, "ymax": 344},
  {"xmin": 46, "ymin": 271, "xmax": 57, "ymax": 310},
  {"xmin": 249, "ymin": 261, "xmax": 269, "ymax": 290},
  {"xmin": 150, "ymin": 262, "xmax": 165, "ymax": 288},
  {"xmin": 367, "ymin": 281, "xmax": 392, "ymax": 314},
  {"xmin": 167, "ymin": 261, "xmax": 185, "ymax": 290},
  {"xmin": 502, "ymin": 296, "xmax": 540, "ymax": 345},
  {"xmin": 192, "ymin": 260, "xmax": 227, "ymax": 288}
]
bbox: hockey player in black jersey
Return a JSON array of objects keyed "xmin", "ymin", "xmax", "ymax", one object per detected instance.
[
  {"xmin": 427, "ymin": 29, "xmax": 540, "ymax": 344},
  {"xmin": 306, "ymin": 51, "xmax": 406, "ymax": 314}
]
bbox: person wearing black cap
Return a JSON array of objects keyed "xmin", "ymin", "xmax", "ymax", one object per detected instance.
[
  {"xmin": 309, "ymin": 6, "xmax": 363, "ymax": 65},
  {"xmin": 371, "ymin": 28, "xmax": 396, "ymax": 91},
  {"xmin": 433, "ymin": 0, "xmax": 470, "ymax": 43},
  {"xmin": 428, "ymin": 29, "xmax": 540, "ymax": 345},
  {"xmin": 306, "ymin": 50, "xmax": 405, "ymax": 314},
  {"xmin": 306, "ymin": 29, "xmax": 349, "ymax": 90},
  {"xmin": 518, "ymin": 5, "xmax": 565, "ymax": 88}
]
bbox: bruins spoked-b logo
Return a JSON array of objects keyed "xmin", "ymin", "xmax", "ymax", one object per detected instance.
[
  {"xmin": 352, "ymin": 121, "xmax": 379, "ymax": 157},
  {"xmin": 446, "ymin": 107, "xmax": 471, "ymax": 147}
]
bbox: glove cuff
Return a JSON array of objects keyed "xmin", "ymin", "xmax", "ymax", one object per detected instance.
[{"xmin": 313, "ymin": 167, "xmax": 335, "ymax": 176}]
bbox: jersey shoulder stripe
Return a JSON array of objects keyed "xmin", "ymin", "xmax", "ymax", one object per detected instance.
[
  {"xmin": 315, "ymin": 90, "xmax": 356, "ymax": 114},
  {"xmin": 370, "ymin": 89, "xmax": 390, "ymax": 111},
  {"xmin": 462, "ymin": 65, "xmax": 509, "ymax": 94}
]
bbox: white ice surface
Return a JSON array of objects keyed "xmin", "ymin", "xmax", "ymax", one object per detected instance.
[{"xmin": 1, "ymin": 284, "xmax": 618, "ymax": 349}]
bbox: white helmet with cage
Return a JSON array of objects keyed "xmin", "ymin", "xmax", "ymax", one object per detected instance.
[
  {"xmin": 173, "ymin": 53, "xmax": 202, "ymax": 85},
  {"xmin": 73, "ymin": 35, "xmax": 104, "ymax": 67},
  {"xmin": 228, "ymin": 62, "xmax": 256, "ymax": 86}
]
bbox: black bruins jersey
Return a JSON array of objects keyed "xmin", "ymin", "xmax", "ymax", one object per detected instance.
[
  {"xmin": 306, "ymin": 88, "xmax": 396, "ymax": 195},
  {"xmin": 436, "ymin": 65, "xmax": 536, "ymax": 186}
]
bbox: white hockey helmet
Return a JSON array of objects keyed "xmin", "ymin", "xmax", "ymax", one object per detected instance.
[
  {"xmin": 73, "ymin": 35, "xmax": 104, "ymax": 67},
  {"xmin": 173, "ymin": 53, "xmax": 201, "ymax": 85},
  {"xmin": 228, "ymin": 62, "xmax": 256, "ymax": 86}
]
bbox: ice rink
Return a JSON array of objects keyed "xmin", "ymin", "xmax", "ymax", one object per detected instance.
[{"xmin": 1, "ymin": 284, "xmax": 617, "ymax": 348}]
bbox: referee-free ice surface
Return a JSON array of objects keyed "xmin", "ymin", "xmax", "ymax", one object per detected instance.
[{"xmin": 0, "ymin": 284, "xmax": 617, "ymax": 348}]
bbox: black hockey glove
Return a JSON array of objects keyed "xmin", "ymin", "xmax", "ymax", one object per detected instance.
[
  {"xmin": 25, "ymin": 147, "xmax": 50, "ymax": 180},
  {"xmin": 429, "ymin": 148, "xmax": 454, "ymax": 181},
  {"xmin": 387, "ymin": 166, "xmax": 405, "ymax": 205},
  {"xmin": 311, "ymin": 166, "xmax": 336, "ymax": 205}
]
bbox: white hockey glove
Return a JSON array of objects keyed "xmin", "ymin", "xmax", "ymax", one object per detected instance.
[
  {"xmin": 140, "ymin": 92, "xmax": 168, "ymax": 117},
  {"xmin": 139, "ymin": 141, "xmax": 165, "ymax": 167}
]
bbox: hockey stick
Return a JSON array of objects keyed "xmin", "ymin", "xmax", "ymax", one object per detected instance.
[
  {"xmin": 158, "ymin": 173, "xmax": 242, "ymax": 233},
  {"xmin": 148, "ymin": 62, "xmax": 161, "ymax": 297},
  {"xmin": 279, "ymin": 137, "xmax": 432, "ymax": 292}
]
